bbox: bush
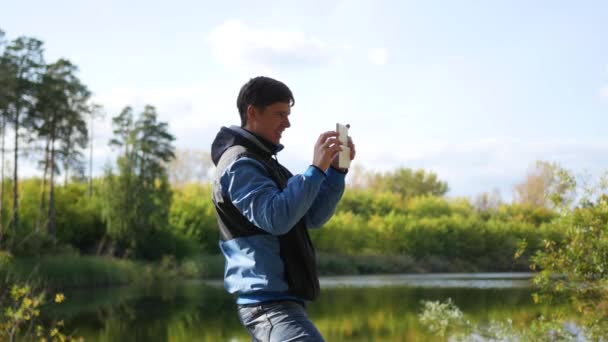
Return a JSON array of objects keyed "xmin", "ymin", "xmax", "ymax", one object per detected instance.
[{"xmin": 169, "ymin": 183, "xmax": 219, "ymax": 254}]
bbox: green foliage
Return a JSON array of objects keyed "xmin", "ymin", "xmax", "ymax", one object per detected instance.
[
  {"xmin": 54, "ymin": 182, "xmax": 105, "ymax": 253},
  {"xmin": 100, "ymin": 105, "xmax": 177, "ymax": 260},
  {"xmin": 0, "ymin": 256, "xmax": 82, "ymax": 341},
  {"xmin": 136, "ymin": 227, "xmax": 199, "ymax": 261},
  {"xmin": 311, "ymin": 189, "xmax": 561, "ymax": 271},
  {"xmin": 368, "ymin": 167, "xmax": 449, "ymax": 198},
  {"xmin": 336, "ymin": 189, "xmax": 405, "ymax": 217},
  {"xmin": 0, "ymin": 179, "xmax": 103, "ymax": 256},
  {"xmin": 495, "ymin": 202, "xmax": 556, "ymax": 226},
  {"xmin": 169, "ymin": 183, "xmax": 219, "ymax": 253},
  {"xmin": 420, "ymin": 174, "xmax": 608, "ymax": 340},
  {"xmin": 0, "ymin": 175, "xmax": 565, "ymax": 273},
  {"xmin": 418, "ymin": 299, "xmax": 581, "ymax": 341},
  {"xmin": 530, "ymin": 194, "xmax": 608, "ymax": 339},
  {"xmin": 514, "ymin": 161, "xmax": 576, "ymax": 209},
  {"xmin": 4, "ymin": 255, "xmax": 143, "ymax": 288},
  {"xmin": 418, "ymin": 299, "xmax": 470, "ymax": 338}
]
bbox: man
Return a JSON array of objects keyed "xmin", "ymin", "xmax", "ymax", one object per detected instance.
[{"xmin": 211, "ymin": 76, "xmax": 355, "ymax": 341}]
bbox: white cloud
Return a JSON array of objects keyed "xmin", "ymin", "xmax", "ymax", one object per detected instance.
[
  {"xmin": 94, "ymin": 83, "xmax": 235, "ymax": 129},
  {"xmin": 206, "ymin": 19, "xmax": 344, "ymax": 70},
  {"xmin": 375, "ymin": 138, "xmax": 608, "ymax": 198},
  {"xmin": 368, "ymin": 48, "xmax": 388, "ymax": 65},
  {"xmin": 283, "ymin": 136, "xmax": 608, "ymax": 200},
  {"xmin": 90, "ymin": 82, "xmax": 239, "ymax": 174}
]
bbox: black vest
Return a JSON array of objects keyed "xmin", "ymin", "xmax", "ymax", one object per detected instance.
[{"xmin": 213, "ymin": 145, "xmax": 320, "ymax": 300}]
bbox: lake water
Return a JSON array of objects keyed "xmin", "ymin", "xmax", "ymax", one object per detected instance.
[{"xmin": 50, "ymin": 273, "xmax": 550, "ymax": 341}]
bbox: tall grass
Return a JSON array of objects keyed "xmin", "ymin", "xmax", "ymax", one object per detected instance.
[
  {"xmin": 0, "ymin": 254, "xmax": 230, "ymax": 290},
  {"xmin": 1, "ymin": 256, "xmax": 150, "ymax": 289}
]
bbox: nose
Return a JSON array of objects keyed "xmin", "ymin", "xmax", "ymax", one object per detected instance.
[{"xmin": 284, "ymin": 117, "xmax": 291, "ymax": 128}]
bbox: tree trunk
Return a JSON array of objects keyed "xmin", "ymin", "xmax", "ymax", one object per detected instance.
[
  {"xmin": 37, "ymin": 138, "xmax": 50, "ymax": 232},
  {"xmin": 47, "ymin": 138, "xmax": 56, "ymax": 237},
  {"xmin": 0, "ymin": 115, "xmax": 5, "ymax": 246},
  {"xmin": 64, "ymin": 159, "xmax": 68, "ymax": 187},
  {"xmin": 89, "ymin": 114, "xmax": 93, "ymax": 198},
  {"xmin": 11, "ymin": 107, "xmax": 19, "ymax": 247}
]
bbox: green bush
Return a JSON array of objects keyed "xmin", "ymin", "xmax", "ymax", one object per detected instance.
[
  {"xmin": 0, "ymin": 177, "xmax": 566, "ymax": 274},
  {"xmin": 169, "ymin": 183, "xmax": 219, "ymax": 254}
]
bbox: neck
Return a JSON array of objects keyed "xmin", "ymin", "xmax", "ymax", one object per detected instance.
[{"xmin": 242, "ymin": 127, "xmax": 275, "ymax": 147}]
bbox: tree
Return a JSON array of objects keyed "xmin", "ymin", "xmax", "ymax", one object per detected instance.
[
  {"xmin": 514, "ymin": 160, "xmax": 575, "ymax": 209},
  {"xmin": 109, "ymin": 106, "xmax": 135, "ymax": 157},
  {"xmin": 0, "ymin": 28, "xmax": 8, "ymax": 245},
  {"xmin": 31, "ymin": 59, "xmax": 89, "ymax": 236},
  {"xmin": 369, "ymin": 167, "xmax": 449, "ymax": 198},
  {"xmin": 57, "ymin": 92, "xmax": 89, "ymax": 187},
  {"xmin": 1, "ymin": 36, "xmax": 44, "ymax": 242},
  {"xmin": 131, "ymin": 106, "xmax": 175, "ymax": 256},
  {"xmin": 87, "ymin": 103, "xmax": 104, "ymax": 197},
  {"xmin": 102, "ymin": 105, "xmax": 175, "ymax": 258},
  {"xmin": 101, "ymin": 107, "xmax": 136, "ymax": 253},
  {"xmin": 473, "ymin": 188, "xmax": 503, "ymax": 212},
  {"xmin": 525, "ymin": 174, "xmax": 608, "ymax": 339}
]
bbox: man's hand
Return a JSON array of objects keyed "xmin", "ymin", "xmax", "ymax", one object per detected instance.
[
  {"xmin": 313, "ymin": 131, "xmax": 342, "ymax": 171},
  {"xmin": 331, "ymin": 135, "xmax": 356, "ymax": 171}
]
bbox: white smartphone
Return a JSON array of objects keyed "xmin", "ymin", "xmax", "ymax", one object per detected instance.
[{"xmin": 336, "ymin": 123, "xmax": 351, "ymax": 169}]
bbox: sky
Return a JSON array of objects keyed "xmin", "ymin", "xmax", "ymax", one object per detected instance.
[{"xmin": 1, "ymin": 0, "xmax": 608, "ymax": 200}]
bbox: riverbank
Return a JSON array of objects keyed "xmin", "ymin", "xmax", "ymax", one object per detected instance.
[
  {"xmin": 316, "ymin": 252, "xmax": 530, "ymax": 275},
  {"xmin": 1, "ymin": 252, "xmax": 532, "ymax": 290}
]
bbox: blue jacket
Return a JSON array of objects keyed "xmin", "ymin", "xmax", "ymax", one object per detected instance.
[{"xmin": 211, "ymin": 126, "xmax": 345, "ymax": 304}]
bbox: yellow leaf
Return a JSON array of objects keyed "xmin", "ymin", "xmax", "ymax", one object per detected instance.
[
  {"xmin": 55, "ymin": 293, "xmax": 65, "ymax": 304},
  {"xmin": 532, "ymin": 293, "xmax": 539, "ymax": 304}
]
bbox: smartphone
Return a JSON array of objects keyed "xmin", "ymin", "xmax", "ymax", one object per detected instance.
[{"xmin": 336, "ymin": 123, "xmax": 351, "ymax": 169}]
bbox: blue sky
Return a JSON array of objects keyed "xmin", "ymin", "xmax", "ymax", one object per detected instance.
[{"xmin": 2, "ymin": 0, "xmax": 608, "ymax": 199}]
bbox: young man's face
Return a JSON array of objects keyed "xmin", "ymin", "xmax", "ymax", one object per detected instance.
[{"xmin": 247, "ymin": 102, "xmax": 291, "ymax": 145}]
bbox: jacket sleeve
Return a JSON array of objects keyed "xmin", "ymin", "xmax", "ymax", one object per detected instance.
[
  {"xmin": 220, "ymin": 157, "xmax": 326, "ymax": 235},
  {"xmin": 305, "ymin": 167, "xmax": 346, "ymax": 228}
]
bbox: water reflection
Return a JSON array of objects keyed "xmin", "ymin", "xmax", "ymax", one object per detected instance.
[
  {"xmin": 318, "ymin": 272, "xmax": 533, "ymax": 289},
  {"xmin": 50, "ymin": 274, "xmax": 554, "ymax": 342}
]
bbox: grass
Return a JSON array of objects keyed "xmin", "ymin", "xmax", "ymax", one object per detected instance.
[
  {"xmin": 1, "ymin": 255, "xmax": 149, "ymax": 289},
  {"xmin": 0, "ymin": 253, "xmax": 227, "ymax": 290}
]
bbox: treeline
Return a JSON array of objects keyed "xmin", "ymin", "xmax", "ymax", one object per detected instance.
[
  {"xmin": 0, "ymin": 28, "xmax": 98, "ymax": 249},
  {"xmin": 0, "ymin": 165, "xmax": 568, "ymax": 272}
]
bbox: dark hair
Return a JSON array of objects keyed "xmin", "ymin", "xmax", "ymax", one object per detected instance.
[{"xmin": 236, "ymin": 76, "xmax": 295, "ymax": 126}]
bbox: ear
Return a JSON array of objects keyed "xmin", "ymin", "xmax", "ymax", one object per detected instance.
[{"xmin": 246, "ymin": 105, "xmax": 258, "ymax": 124}]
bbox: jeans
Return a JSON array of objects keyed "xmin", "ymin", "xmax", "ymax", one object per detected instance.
[{"xmin": 237, "ymin": 300, "xmax": 325, "ymax": 342}]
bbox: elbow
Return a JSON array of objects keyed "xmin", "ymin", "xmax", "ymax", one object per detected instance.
[
  {"xmin": 305, "ymin": 214, "xmax": 328, "ymax": 229},
  {"xmin": 264, "ymin": 203, "xmax": 296, "ymax": 236}
]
